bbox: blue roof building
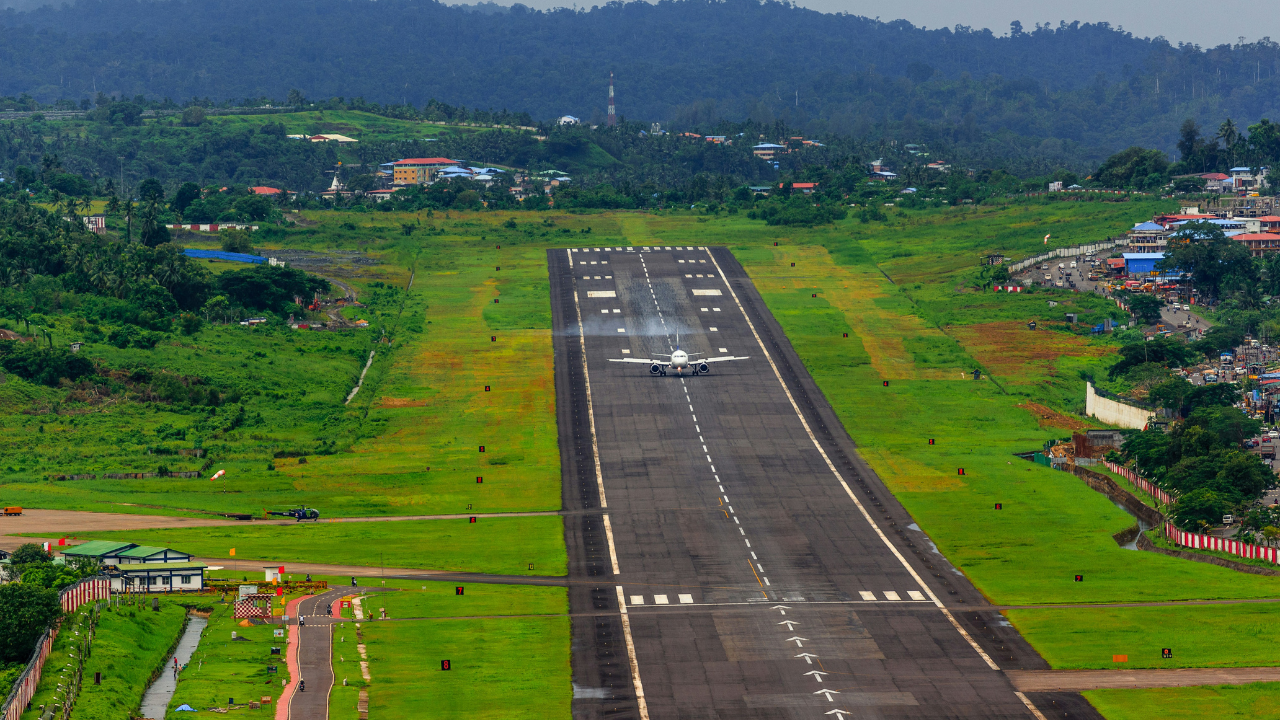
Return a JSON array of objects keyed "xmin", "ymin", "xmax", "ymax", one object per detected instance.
[{"xmin": 1122, "ymin": 252, "xmax": 1167, "ymax": 275}]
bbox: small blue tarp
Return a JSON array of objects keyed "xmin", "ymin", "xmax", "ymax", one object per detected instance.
[{"xmin": 182, "ymin": 248, "xmax": 266, "ymax": 264}]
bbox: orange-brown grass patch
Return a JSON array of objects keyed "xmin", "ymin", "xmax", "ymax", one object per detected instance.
[{"xmin": 949, "ymin": 322, "xmax": 1110, "ymax": 386}]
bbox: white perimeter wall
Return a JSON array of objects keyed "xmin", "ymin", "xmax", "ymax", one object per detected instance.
[{"xmin": 1085, "ymin": 382, "xmax": 1151, "ymax": 429}]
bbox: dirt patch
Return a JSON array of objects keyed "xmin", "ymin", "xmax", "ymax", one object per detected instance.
[
  {"xmin": 378, "ymin": 397, "xmax": 428, "ymax": 408},
  {"xmin": 1017, "ymin": 402, "xmax": 1091, "ymax": 432}
]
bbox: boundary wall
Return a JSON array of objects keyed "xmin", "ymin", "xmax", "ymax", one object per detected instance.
[{"xmin": 1085, "ymin": 383, "xmax": 1152, "ymax": 429}]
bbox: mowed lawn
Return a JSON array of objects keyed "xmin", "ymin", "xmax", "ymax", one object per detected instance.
[
  {"xmin": 329, "ymin": 582, "xmax": 570, "ymax": 720},
  {"xmin": 78, "ymin": 515, "xmax": 568, "ymax": 576},
  {"xmin": 1085, "ymin": 683, "xmax": 1280, "ymax": 720},
  {"xmin": 1006, "ymin": 603, "xmax": 1280, "ymax": 669}
]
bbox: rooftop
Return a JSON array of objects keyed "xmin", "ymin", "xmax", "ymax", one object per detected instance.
[{"xmin": 61, "ymin": 540, "xmax": 134, "ymax": 557}]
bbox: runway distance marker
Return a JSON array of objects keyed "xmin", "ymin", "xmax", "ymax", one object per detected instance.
[
  {"xmin": 791, "ymin": 262, "xmax": 796, "ymax": 267},
  {"xmin": 883, "ymin": 381, "xmax": 889, "ymax": 386},
  {"xmin": 456, "ymin": 587, "xmax": 464, "ymax": 595},
  {"xmin": 476, "ymin": 476, "xmax": 483, "ymax": 483},
  {"xmin": 957, "ymin": 468, "xmax": 965, "ymax": 475},
  {"xmin": 494, "ymin": 299, "xmax": 499, "ymax": 303},
  {"xmin": 484, "ymin": 385, "xmax": 490, "ymax": 391},
  {"xmin": 441, "ymin": 660, "xmax": 451, "ymax": 670},
  {"xmin": 995, "ymin": 503, "xmax": 1002, "ymax": 509},
  {"xmin": 490, "ymin": 335, "xmax": 496, "ymax": 342},
  {"xmin": 843, "ymin": 332, "xmax": 848, "ymax": 337},
  {"xmin": 1075, "ymin": 574, "xmax": 1083, "ymax": 582},
  {"xmin": 1162, "ymin": 648, "xmax": 1172, "ymax": 658},
  {"xmin": 479, "ymin": 445, "xmax": 485, "ymax": 452},
  {"xmin": 928, "ymin": 438, "xmax": 934, "ymax": 445},
  {"xmin": 469, "ymin": 517, "xmax": 476, "ymax": 523}
]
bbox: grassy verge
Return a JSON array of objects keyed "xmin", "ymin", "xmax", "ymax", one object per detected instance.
[
  {"xmin": 1005, "ymin": 603, "xmax": 1280, "ymax": 669},
  {"xmin": 328, "ymin": 581, "xmax": 568, "ymax": 718},
  {"xmin": 168, "ymin": 601, "xmax": 289, "ymax": 717},
  {"xmin": 77, "ymin": 515, "xmax": 568, "ymax": 576},
  {"xmin": 1084, "ymin": 682, "xmax": 1280, "ymax": 720},
  {"xmin": 21, "ymin": 599, "xmax": 187, "ymax": 720}
]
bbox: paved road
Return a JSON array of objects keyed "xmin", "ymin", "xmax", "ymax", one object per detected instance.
[
  {"xmin": 289, "ymin": 589, "xmax": 349, "ymax": 719},
  {"xmin": 549, "ymin": 246, "xmax": 1099, "ymax": 720},
  {"xmin": 1012, "ymin": 260, "xmax": 1210, "ymax": 334}
]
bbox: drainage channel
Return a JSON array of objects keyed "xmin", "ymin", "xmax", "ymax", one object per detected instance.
[
  {"xmin": 1111, "ymin": 500, "xmax": 1152, "ymax": 550},
  {"xmin": 139, "ymin": 613, "xmax": 208, "ymax": 719}
]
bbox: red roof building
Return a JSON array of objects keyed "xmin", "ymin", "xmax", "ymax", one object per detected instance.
[
  {"xmin": 249, "ymin": 186, "xmax": 282, "ymax": 195},
  {"xmin": 1234, "ymin": 232, "xmax": 1280, "ymax": 256},
  {"xmin": 782, "ymin": 182, "xmax": 817, "ymax": 194}
]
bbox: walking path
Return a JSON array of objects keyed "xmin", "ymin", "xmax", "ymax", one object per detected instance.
[
  {"xmin": 1009, "ymin": 666, "xmax": 1280, "ymax": 691},
  {"xmin": 139, "ymin": 614, "xmax": 208, "ymax": 720}
]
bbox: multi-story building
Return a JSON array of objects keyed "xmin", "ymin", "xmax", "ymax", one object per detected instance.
[{"xmin": 391, "ymin": 158, "xmax": 458, "ymax": 185}]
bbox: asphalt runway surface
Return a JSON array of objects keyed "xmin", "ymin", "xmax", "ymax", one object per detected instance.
[{"xmin": 548, "ymin": 246, "xmax": 1104, "ymax": 720}]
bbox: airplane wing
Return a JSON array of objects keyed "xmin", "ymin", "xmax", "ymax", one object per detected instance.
[
  {"xmin": 609, "ymin": 358, "xmax": 666, "ymax": 364},
  {"xmin": 701, "ymin": 356, "xmax": 750, "ymax": 364}
]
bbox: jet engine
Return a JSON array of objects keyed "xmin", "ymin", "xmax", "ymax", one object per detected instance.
[
  {"xmin": 697, "ymin": 363, "xmax": 710, "ymax": 373},
  {"xmin": 650, "ymin": 364, "xmax": 662, "ymax": 375}
]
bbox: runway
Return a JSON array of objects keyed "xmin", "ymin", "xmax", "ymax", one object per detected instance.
[{"xmin": 548, "ymin": 246, "xmax": 1102, "ymax": 720}]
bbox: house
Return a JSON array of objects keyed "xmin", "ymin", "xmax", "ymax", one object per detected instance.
[
  {"xmin": 557, "ymin": 116, "xmax": 580, "ymax": 125},
  {"xmin": 1230, "ymin": 166, "xmax": 1268, "ymax": 191},
  {"xmin": 782, "ymin": 182, "xmax": 817, "ymax": 194},
  {"xmin": 106, "ymin": 561, "xmax": 208, "ymax": 593},
  {"xmin": 748, "ymin": 186, "xmax": 772, "ymax": 196},
  {"xmin": 83, "ymin": 214, "xmax": 106, "ymax": 234},
  {"xmin": 391, "ymin": 158, "xmax": 458, "ymax": 186},
  {"xmin": 704, "ymin": 135, "xmax": 729, "ymax": 144},
  {"xmin": 249, "ymin": 186, "xmax": 282, "ymax": 196},
  {"xmin": 61, "ymin": 541, "xmax": 136, "ymax": 565},
  {"xmin": 1234, "ymin": 232, "xmax": 1280, "ymax": 256},
  {"xmin": 752, "ymin": 143, "xmax": 785, "ymax": 160},
  {"xmin": 365, "ymin": 188, "xmax": 404, "ymax": 203},
  {"xmin": 926, "ymin": 161, "xmax": 950, "ymax": 172},
  {"xmin": 309, "ymin": 134, "xmax": 358, "ymax": 143},
  {"xmin": 1122, "ymin": 252, "xmax": 1167, "ymax": 276},
  {"xmin": 869, "ymin": 171, "xmax": 898, "ymax": 182},
  {"xmin": 1257, "ymin": 215, "xmax": 1280, "ymax": 232},
  {"xmin": 1198, "ymin": 173, "xmax": 1231, "ymax": 193},
  {"xmin": 1049, "ymin": 181, "xmax": 1064, "ymax": 192},
  {"xmin": 1127, "ymin": 221, "xmax": 1170, "ymax": 250}
]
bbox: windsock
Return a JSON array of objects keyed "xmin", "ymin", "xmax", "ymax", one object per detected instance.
[
  {"xmin": 1044, "ymin": 233, "xmax": 1051, "ymax": 244},
  {"xmin": 210, "ymin": 469, "xmax": 225, "ymax": 481}
]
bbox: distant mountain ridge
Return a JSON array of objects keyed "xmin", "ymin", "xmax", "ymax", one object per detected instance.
[{"xmin": 3, "ymin": 0, "xmax": 1280, "ymax": 161}]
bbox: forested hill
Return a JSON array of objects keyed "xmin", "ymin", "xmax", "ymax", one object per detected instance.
[{"xmin": 5, "ymin": 0, "xmax": 1280, "ymax": 162}]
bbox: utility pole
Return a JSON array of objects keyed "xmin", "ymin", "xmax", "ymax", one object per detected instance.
[{"xmin": 607, "ymin": 71, "xmax": 616, "ymax": 127}]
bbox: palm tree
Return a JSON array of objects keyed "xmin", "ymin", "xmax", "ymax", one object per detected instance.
[{"xmin": 1218, "ymin": 119, "xmax": 1240, "ymax": 166}]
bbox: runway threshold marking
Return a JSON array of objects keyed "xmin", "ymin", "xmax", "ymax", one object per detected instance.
[{"xmin": 701, "ymin": 249, "xmax": 1013, "ymax": 684}]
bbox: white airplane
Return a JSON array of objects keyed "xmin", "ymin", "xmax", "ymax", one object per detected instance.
[{"xmin": 609, "ymin": 341, "xmax": 749, "ymax": 376}]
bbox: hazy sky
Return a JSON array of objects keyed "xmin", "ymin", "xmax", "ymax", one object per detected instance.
[{"xmin": 473, "ymin": 0, "xmax": 1276, "ymax": 48}]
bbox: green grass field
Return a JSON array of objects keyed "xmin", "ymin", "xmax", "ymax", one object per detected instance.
[
  {"xmin": 204, "ymin": 109, "xmax": 509, "ymax": 142},
  {"xmin": 168, "ymin": 601, "xmax": 291, "ymax": 717},
  {"xmin": 1085, "ymin": 683, "xmax": 1280, "ymax": 720},
  {"xmin": 78, "ymin": 515, "xmax": 568, "ymax": 576},
  {"xmin": 21, "ymin": 599, "xmax": 187, "ymax": 720},
  {"xmin": 327, "ymin": 580, "xmax": 569, "ymax": 718},
  {"xmin": 1006, "ymin": 603, "xmax": 1280, "ymax": 669}
]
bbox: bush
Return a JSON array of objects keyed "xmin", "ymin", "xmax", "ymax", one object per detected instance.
[
  {"xmin": 216, "ymin": 265, "xmax": 329, "ymax": 314},
  {"xmin": 0, "ymin": 341, "xmax": 94, "ymax": 386}
]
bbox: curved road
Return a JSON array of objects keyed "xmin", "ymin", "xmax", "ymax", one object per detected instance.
[{"xmin": 288, "ymin": 587, "xmax": 389, "ymax": 719}]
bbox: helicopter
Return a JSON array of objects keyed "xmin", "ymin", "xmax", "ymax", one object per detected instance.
[{"xmin": 266, "ymin": 506, "xmax": 321, "ymax": 522}]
